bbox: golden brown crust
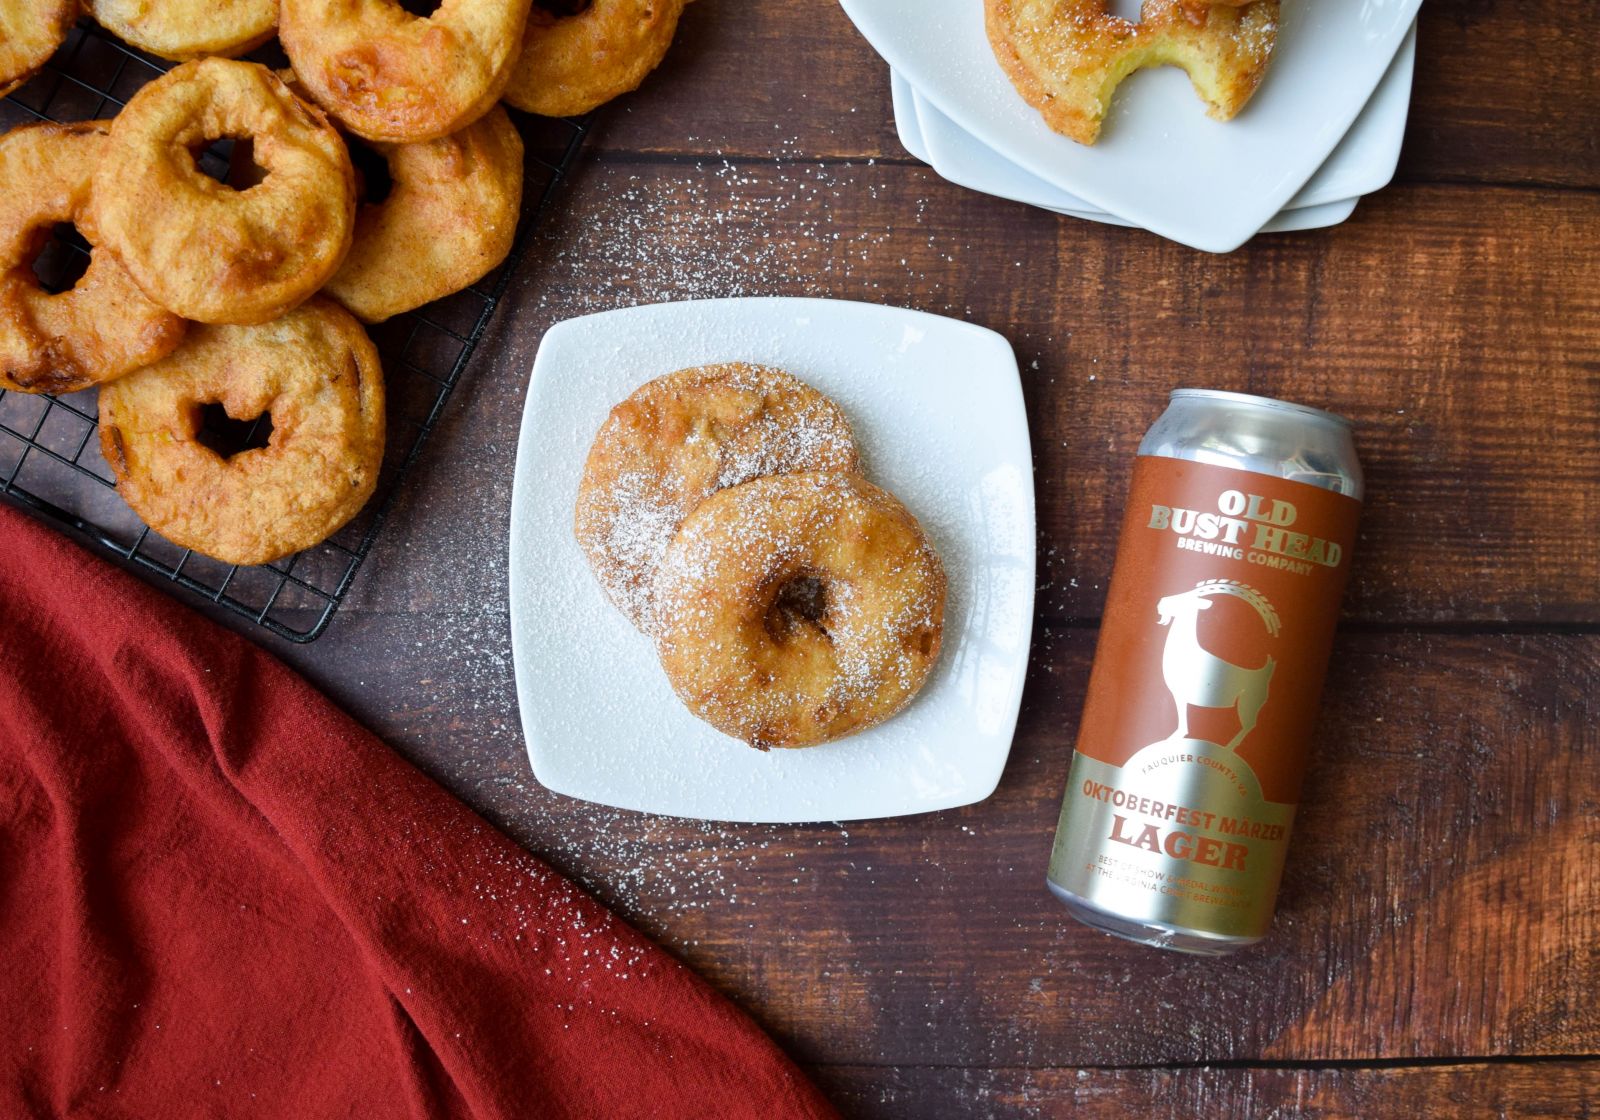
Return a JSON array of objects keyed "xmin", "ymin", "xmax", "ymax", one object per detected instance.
[
  {"xmin": 92, "ymin": 59, "xmax": 356, "ymax": 325},
  {"xmin": 324, "ymin": 104, "xmax": 524, "ymax": 323},
  {"xmin": 86, "ymin": 0, "xmax": 279, "ymax": 61},
  {"xmin": 97, "ymin": 298, "xmax": 386, "ymax": 566},
  {"xmin": 575, "ymin": 363, "xmax": 860, "ymax": 633},
  {"xmin": 280, "ymin": 0, "xmax": 532, "ymax": 142},
  {"xmin": 984, "ymin": 0, "xmax": 1278, "ymax": 145},
  {"xmin": 0, "ymin": 122, "xmax": 187, "ymax": 395},
  {"xmin": 0, "ymin": 0, "xmax": 74, "ymax": 98},
  {"xmin": 653, "ymin": 472, "xmax": 947, "ymax": 750},
  {"xmin": 503, "ymin": 0, "xmax": 686, "ymax": 118}
]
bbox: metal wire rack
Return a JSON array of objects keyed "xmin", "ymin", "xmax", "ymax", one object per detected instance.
[{"xmin": 0, "ymin": 23, "xmax": 589, "ymax": 642}]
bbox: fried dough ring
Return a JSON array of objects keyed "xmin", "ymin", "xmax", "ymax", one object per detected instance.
[
  {"xmin": 86, "ymin": 0, "xmax": 279, "ymax": 61},
  {"xmin": 93, "ymin": 59, "xmax": 356, "ymax": 326},
  {"xmin": 280, "ymin": 0, "xmax": 533, "ymax": 142},
  {"xmin": 503, "ymin": 0, "xmax": 686, "ymax": 118},
  {"xmin": 575, "ymin": 363, "xmax": 860, "ymax": 633},
  {"xmin": 97, "ymin": 299, "xmax": 386, "ymax": 566},
  {"xmin": 324, "ymin": 104, "xmax": 524, "ymax": 323},
  {"xmin": 653, "ymin": 472, "xmax": 947, "ymax": 750},
  {"xmin": 0, "ymin": 0, "xmax": 74, "ymax": 98},
  {"xmin": 0, "ymin": 122, "xmax": 186, "ymax": 395},
  {"xmin": 985, "ymin": 0, "xmax": 1279, "ymax": 145}
]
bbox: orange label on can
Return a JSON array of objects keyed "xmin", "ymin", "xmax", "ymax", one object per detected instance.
[{"xmin": 1077, "ymin": 456, "xmax": 1362, "ymax": 804}]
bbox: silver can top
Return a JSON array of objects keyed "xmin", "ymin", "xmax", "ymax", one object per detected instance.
[
  {"xmin": 1140, "ymin": 388, "xmax": 1364, "ymax": 501},
  {"xmin": 1169, "ymin": 388, "xmax": 1352, "ymax": 429}
]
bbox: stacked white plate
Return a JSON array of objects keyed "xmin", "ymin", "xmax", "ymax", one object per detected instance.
[{"xmin": 838, "ymin": 0, "xmax": 1423, "ymax": 252}]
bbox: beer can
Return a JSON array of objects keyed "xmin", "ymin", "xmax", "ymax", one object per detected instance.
[{"xmin": 1047, "ymin": 389, "xmax": 1363, "ymax": 954}]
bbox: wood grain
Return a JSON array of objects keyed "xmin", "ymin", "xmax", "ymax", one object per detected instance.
[
  {"xmin": 594, "ymin": 1, "xmax": 1600, "ymax": 191},
  {"xmin": 817, "ymin": 1060, "xmax": 1600, "ymax": 1119},
  {"xmin": 324, "ymin": 160, "xmax": 1600, "ymax": 625},
  {"xmin": 261, "ymin": 611, "xmax": 1600, "ymax": 1072}
]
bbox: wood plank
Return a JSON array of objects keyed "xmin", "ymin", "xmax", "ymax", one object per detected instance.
[
  {"xmin": 593, "ymin": 1, "xmax": 1600, "ymax": 190},
  {"xmin": 1405, "ymin": 14, "xmax": 1600, "ymax": 189},
  {"xmin": 814, "ymin": 1060, "xmax": 1600, "ymax": 1119},
  {"xmin": 335, "ymin": 161, "xmax": 1600, "ymax": 624},
  {"xmin": 261, "ymin": 612, "xmax": 1600, "ymax": 1070}
]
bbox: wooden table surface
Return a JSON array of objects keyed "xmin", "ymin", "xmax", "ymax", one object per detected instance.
[{"xmin": 195, "ymin": 4, "xmax": 1595, "ymax": 1116}]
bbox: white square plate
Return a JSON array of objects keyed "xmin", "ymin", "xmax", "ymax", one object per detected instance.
[
  {"xmin": 508, "ymin": 298, "xmax": 1036, "ymax": 822},
  {"xmin": 898, "ymin": 20, "xmax": 1415, "ymax": 221},
  {"xmin": 841, "ymin": 0, "xmax": 1422, "ymax": 251}
]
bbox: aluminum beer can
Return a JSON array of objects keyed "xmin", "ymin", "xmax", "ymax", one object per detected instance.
[{"xmin": 1047, "ymin": 389, "xmax": 1363, "ymax": 954}]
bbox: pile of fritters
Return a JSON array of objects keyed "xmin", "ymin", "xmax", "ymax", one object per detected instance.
[
  {"xmin": 0, "ymin": 0, "xmax": 689, "ymax": 565},
  {"xmin": 576, "ymin": 364, "xmax": 948, "ymax": 750}
]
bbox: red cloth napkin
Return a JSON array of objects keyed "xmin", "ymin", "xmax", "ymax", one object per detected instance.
[{"xmin": 0, "ymin": 505, "xmax": 838, "ymax": 1120}]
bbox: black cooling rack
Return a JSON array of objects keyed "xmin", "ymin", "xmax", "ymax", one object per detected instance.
[{"xmin": 0, "ymin": 23, "xmax": 589, "ymax": 642}]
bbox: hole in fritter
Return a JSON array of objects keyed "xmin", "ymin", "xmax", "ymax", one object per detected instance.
[
  {"xmin": 766, "ymin": 574, "xmax": 831, "ymax": 643},
  {"xmin": 396, "ymin": 0, "xmax": 445, "ymax": 15},
  {"xmin": 191, "ymin": 135, "xmax": 266, "ymax": 189},
  {"xmin": 30, "ymin": 223, "xmax": 92, "ymax": 293},
  {"xmin": 345, "ymin": 136, "xmax": 395, "ymax": 205},
  {"xmin": 196, "ymin": 402, "xmax": 273, "ymax": 460}
]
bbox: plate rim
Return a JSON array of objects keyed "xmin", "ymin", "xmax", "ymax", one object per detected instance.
[
  {"xmin": 890, "ymin": 66, "xmax": 933, "ymax": 163},
  {"xmin": 899, "ymin": 80, "xmax": 1360, "ymax": 233},
  {"xmin": 899, "ymin": 20, "xmax": 1417, "ymax": 219}
]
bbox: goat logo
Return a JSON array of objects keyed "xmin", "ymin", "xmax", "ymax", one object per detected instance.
[{"xmin": 1154, "ymin": 580, "xmax": 1280, "ymax": 751}]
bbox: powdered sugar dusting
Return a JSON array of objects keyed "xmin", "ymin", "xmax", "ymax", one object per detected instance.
[
  {"xmin": 470, "ymin": 774, "xmax": 863, "ymax": 948},
  {"xmin": 574, "ymin": 363, "xmax": 858, "ymax": 633},
  {"xmin": 652, "ymin": 472, "xmax": 945, "ymax": 748},
  {"xmin": 580, "ymin": 466, "xmax": 685, "ymax": 627},
  {"xmin": 523, "ymin": 141, "xmax": 984, "ymax": 318}
]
